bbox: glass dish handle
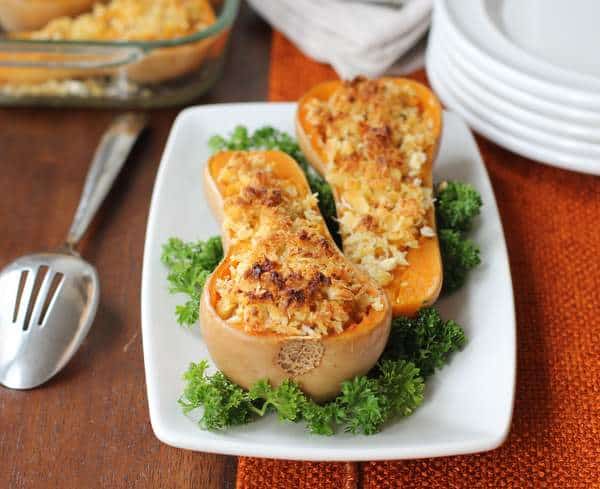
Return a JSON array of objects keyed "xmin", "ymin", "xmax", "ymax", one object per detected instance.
[{"xmin": 0, "ymin": 41, "xmax": 143, "ymax": 70}]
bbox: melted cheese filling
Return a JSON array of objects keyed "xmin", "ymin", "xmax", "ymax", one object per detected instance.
[
  {"xmin": 305, "ymin": 78, "xmax": 436, "ymax": 286},
  {"xmin": 213, "ymin": 152, "xmax": 384, "ymax": 338}
]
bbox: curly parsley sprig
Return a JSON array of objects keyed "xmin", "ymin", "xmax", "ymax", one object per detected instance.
[
  {"xmin": 435, "ymin": 181, "xmax": 483, "ymax": 294},
  {"xmin": 384, "ymin": 307, "xmax": 467, "ymax": 378},
  {"xmin": 160, "ymin": 237, "xmax": 223, "ymax": 326},
  {"xmin": 179, "ymin": 358, "xmax": 424, "ymax": 435}
]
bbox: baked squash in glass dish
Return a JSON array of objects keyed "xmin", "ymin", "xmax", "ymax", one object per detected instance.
[{"xmin": 0, "ymin": 0, "xmax": 239, "ymax": 107}]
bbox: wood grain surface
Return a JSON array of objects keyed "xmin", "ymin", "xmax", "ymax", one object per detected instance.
[{"xmin": 0, "ymin": 5, "xmax": 270, "ymax": 488}]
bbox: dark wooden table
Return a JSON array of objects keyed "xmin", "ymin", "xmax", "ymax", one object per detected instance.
[{"xmin": 0, "ymin": 5, "xmax": 271, "ymax": 488}]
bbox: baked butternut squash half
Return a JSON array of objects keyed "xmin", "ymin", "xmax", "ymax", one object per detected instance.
[
  {"xmin": 296, "ymin": 77, "xmax": 443, "ymax": 316},
  {"xmin": 201, "ymin": 150, "xmax": 392, "ymax": 402}
]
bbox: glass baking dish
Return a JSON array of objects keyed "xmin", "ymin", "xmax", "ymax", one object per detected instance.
[{"xmin": 0, "ymin": 0, "xmax": 239, "ymax": 108}]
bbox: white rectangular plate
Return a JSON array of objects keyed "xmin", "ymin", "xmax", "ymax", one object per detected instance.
[{"xmin": 141, "ymin": 103, "xmax": 515, "ymax": 461}]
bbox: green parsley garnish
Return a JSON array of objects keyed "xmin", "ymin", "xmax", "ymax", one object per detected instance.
[
  {"xmin": 179, "ymin": 361, "xmax": 253, "ymax": 429},
  {"xmin": 384, "ymin": 307, "xmax": 467, "ymax": 378},
  {"xmin": 435, "ymin": 181, "xmax": 483, "ymax": 294},
  {"xmin": 439, "ymin": 229, "xmax": 481, "ymax": 294},
  {"xmin": 179, "ymin": 357, "xmax": 425, "ymax": 435},
  {"xmin": 436, "ymin": 180, "xmax": 482, "ymax": 231},
  {"xmin": 160, "ymin": 237, "xmax": 223, "ymax": 326}
]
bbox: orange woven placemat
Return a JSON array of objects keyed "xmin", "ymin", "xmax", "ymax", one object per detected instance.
[{"xmin": 237, "ymin": 32, "xmax": 600, "ymax": 489}]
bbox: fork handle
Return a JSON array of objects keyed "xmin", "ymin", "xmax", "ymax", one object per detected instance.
[{"xmin": 65, "ymin": 113, "xmax": 147, "ymax": 249}]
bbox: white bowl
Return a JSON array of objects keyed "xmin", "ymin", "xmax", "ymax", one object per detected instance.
[
  {"xmin": 485, "ymin": 0, "xmax": 600, "ymax": 81},
  {"xmin": 432, "ymin": 34, "xmax": 600, "ymax": 152},
  {"xmin": 438, "ymin": 0, "xmax": 600, "ymax": 109},
  {"xmin": 427, "ymin": 40, "xmax": 600, "ymax": 175},
  {"xmin": 436, "ymin": 19, "xmax": 600, "ymax": 127}
]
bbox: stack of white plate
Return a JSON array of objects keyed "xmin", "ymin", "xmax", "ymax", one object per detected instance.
[{"xmin": 426, "ymin": 0, "xmax": 600, "ymax": 175}]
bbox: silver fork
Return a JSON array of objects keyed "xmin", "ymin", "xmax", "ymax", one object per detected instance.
[{"xmin": 0, "ymin": 113, "xmax": 147, "ymax": 389}]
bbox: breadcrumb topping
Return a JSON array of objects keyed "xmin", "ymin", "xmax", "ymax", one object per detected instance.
[
  {"xmin": 304, "ymin": 77, "xmax": 436, "ymax": 286},
  {"xmin": 213, "ymin": 152, "xmax": 385, "ymax": 338},
  {"xmin": 24, "ymin": 0, "xmax": 215, "ymax": 41}
]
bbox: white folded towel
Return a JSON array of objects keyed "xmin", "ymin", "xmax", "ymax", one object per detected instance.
[{"xmin": 248, "ymin": 0, "xmax": 432, "ymax": 79}]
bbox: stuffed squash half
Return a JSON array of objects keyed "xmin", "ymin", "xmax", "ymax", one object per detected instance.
[
  {"xmin": 296, "ymin": 77, "xmax": 443, "ymax": 316},
  {"xmin": 201, "ymin": 150, "xmax": 392, "ymax": 402}
]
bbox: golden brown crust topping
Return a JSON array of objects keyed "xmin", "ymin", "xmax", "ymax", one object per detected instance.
[
  {"xmin": 24, "ymin": 0, "xmax": 215, "ymax": 41},
  {"xmin": 213, "ymin": 152, "xmax": 385, "ymax": 338},
  {"xmin": 304, "ymin": 77, "xmax": 437, "ymax": 286}
]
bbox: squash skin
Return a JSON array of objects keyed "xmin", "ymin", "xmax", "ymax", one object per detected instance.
[
  {"xmin": 295, "ymin": 78, "xmax": 444, "ymax": 316},
  {"xmin": 201, "ymin": 150, "xmax": 392, "ymax": 402}
]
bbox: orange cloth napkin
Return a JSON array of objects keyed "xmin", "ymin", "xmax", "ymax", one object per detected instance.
[{"xmin": 237, "ymin": 32, "xmax": 600, "ymax": 489}]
